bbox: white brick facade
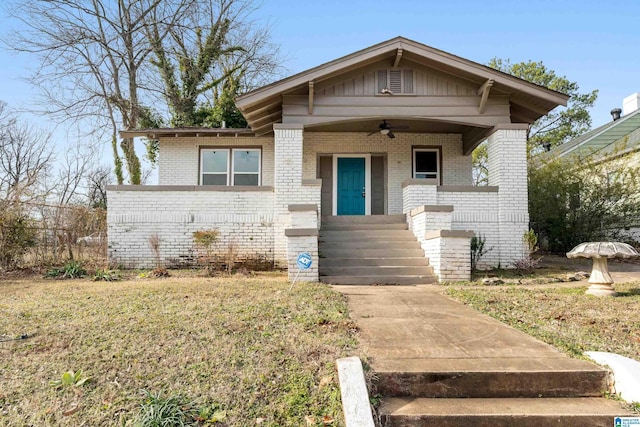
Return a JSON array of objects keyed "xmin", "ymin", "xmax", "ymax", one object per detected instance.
[
  {"xmin": 488, "ymin": 128, "xmax": 530, "ymax": 266},
  {"xmin": 107, "ymin": 127, "xmax": 529, "ymax": 275},
  {"xmin": 107, "ymin": 188, "xmax": 275, "ymax": 268},
  {"xmin": 304, "ymin": 132, "xmax": 471, "ymax": 214},
  {"xmin": 158, "ymin": 136, "xmax": 275, "ymax": 186}
]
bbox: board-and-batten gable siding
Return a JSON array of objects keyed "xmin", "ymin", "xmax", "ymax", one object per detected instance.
[
  {"xmin": 310, "ymin": 60, "xmax": 480, "ymax": 96},
  {"xmin": 158, "ymin": 136, "xmax": 275, "ymax": 186},
  {"xmin": 281, "ymin": 61, "xmax": 511, "ymax": 127}
]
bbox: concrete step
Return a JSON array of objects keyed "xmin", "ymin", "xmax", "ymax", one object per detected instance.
[
  {"xmin": 373, "ymin": 357, "xmax": 610, "ymax": 398},
  {"xmin": 319, "ymin": 230, "xmax": 417, "ymax": 241},
  {"xmin": 378, "ymin": 397, "xmax": 630, "ymax": 427},
  {"xmin": 320, "ymin": 266, "xmax": 434, "ymax": 277},
  {"xmin": 319, "ymin": 248, "xmax": 426, "ymax": 258},
  {"xmin": 322, "ymin": 214, "xmax": 406, "ymax": 224},
  {"xmin": 319, "ymin": 241, "xmax": 422, "ymax": 250},
  {"xmin": 320, "ymin": 257, "xmax": 430, "ymax": 267},
  {"xmin": 321, "ymin": 223, "xmax": 409, "ymax": 231},
  {"xmin": 319, "ymin": 275, "xmax": 437, "ymax": 285}
]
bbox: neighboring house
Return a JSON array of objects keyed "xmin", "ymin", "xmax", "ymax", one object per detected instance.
[
  {"xmin": 107, "ymin": 36, "xmax": 567, "ymax": 282},
  {"xmin": 544, "ymin": 92, "xmax": 640, "ymax": 242}
]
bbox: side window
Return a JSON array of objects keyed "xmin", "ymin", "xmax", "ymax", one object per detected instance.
[
  {"xmin": 413, "ymin": 149, "xmax": 439, "ymax": 181},
  {"xmin": 200, "ymin": 148, "xmax": 261, "ymax": 185},
  {"xmin": 232, "ymin": 149, "xmax": 260, "ymax": 185},
  {"xmin": 201, "ymin": 149, "xmax": 229, "ymax": 185}
]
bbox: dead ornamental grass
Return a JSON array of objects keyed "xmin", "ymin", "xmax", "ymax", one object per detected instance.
[
  {"xmin": 446, "ymin": 282, "xmax": 640, "ymax": 360},
  {"xmin": 0, "ymin": 274, "xmax": 360, "ymax": 426}
]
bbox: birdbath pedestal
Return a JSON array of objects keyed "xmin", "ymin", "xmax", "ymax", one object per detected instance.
[{"xmin": 566, "ymin": 242, "xmax": 640, "ymax": 297}]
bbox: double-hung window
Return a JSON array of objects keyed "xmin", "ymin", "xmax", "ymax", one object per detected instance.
[
  {"xmin": 200, "ymin": 148, "xmax": 261, "ymax": 185},
  {"xmin": 413, "ymin": 148, "xmax": 439, "ymax": 181}
]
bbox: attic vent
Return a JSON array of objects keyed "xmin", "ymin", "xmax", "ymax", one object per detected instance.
[
  {"xmin": 377, "ymin": 69, "xmax": 415, "ymax": 94},
  {"xmin": 389, "ymin": 70, "xmax": 402, "ymax": 93}
]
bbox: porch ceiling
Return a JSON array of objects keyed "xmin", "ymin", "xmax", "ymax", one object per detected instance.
[{"xmin": 305, "ymin": 118, "xmax": 474, "ymax": 134}]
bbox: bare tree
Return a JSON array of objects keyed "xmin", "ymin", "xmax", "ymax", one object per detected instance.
[
  {"xmin": 145, "ymin": 0, "xmax": 284, "ymax": 127},
  {"xmin": 0, "ymin": 101, "xmax": 54, "ymax": 204},
  {"xmin": 4, "ymin": 0, "xmax": 191, "ymax": 184},
  {"xmin": 84, "ymin": 165, "xmax": 112, "ymax": 209}
]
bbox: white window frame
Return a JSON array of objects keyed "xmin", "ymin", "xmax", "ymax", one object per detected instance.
[
  {"xmin": 376, "ymin": 69, "xmax": 415, "ymax": 95},
  {"xmin": 413, "ymin": 148, "xmax": 440, "ymax": 182},
  {"xmin": 231, "ymin": 148, "xmax": 261, "ymax": 186},
  {"xmin": 200, "ymin": 148, "xmax": 261, "ymax": 186}
]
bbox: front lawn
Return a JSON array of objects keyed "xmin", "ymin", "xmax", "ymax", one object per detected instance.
[
  {"xmin": 447, "ymin": 282, "xmax": 640, "ymax": 360},
  {"xmin": 0, "ymin": 273, "xmax": 359, "ymax": 426}
]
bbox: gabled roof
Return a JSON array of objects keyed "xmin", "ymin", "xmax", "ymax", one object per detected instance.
[
  {"xmin": 236, "ymin": 36, "xmax": 569, "ymax": 135},
  {"xmin": 546, "ymin": 109, "xmax": 640, "ymax": 161}
]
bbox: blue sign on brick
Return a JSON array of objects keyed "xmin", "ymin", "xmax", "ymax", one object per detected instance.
[
  {"xmin": 296, "ymin": 252, "xmax": 313, "ymax": 270},
  {"xmin": 616, "ymin": 417, "xmax": 640, "ymax": 427}
]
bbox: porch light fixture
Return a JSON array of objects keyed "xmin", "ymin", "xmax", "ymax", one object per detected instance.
[{"xmin": 380, "ymin": 128, "xmax": 390, "ymax": 135}]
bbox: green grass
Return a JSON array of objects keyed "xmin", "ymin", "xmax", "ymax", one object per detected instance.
[
  {"xmin": 0, "ymin": 273, "xmax": 360, "ymax": 426},
  {"xmin": 446, "ymin": 282, "xmax": 640, "ymax": 360}
]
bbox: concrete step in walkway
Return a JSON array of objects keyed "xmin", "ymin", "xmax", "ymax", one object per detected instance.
[
  {"xmin": 334, "ymin": 285, "xmax": 633, "ymax": 427},
  {"xmin": 379, "ymin": 397, "xmax": 627, "ymax": 427},
  {"xmin": 319, "ymin": 215, "xmax": 436, "ymax": 285}
]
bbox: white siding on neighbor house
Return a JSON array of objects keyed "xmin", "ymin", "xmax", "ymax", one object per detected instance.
[
  {"xmin": 158, "ymin": 136, "xmax": 275, "ymax": 186},
  {"xmin": 107, "ymin": 188, "xmax": 275, "ymax": 269},
  {"xmin": 303, "ymin": 132, "xmax": 471, "ymax": 214}
]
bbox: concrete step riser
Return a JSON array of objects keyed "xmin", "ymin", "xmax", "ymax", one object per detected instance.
[
  {"xmin": 321, "ymin": 223, "xmax": 409, "ymax": 231},
  {"xmin": 322, "ymin": 215, "xmax": 406, "ymax": 224},
  {"xmin": 321, "ymin": 258, "xmax": 430, "ymax": 267},
  {"xmin": 319, "ymin": 233, "xmax": 417, "ymax": 242},
  {"xmin": 379, "ymin": 397, "xmax": 629, "ymax": 427},
  {"xmin": 375, "ymin": 370, "xmax": 609, "ymax": 398},
  {"xmin": 320, "ymin": 266, "xmax": 433, "ymax": 276},
  {"xmin": 380, "ymin": 414, "xmax": 619, "ymax": 427},
  {"xmin": 320, "ymin": 242, "xmax": 422, "ymax": 250},
  {"xmin": 320, "ymin": 275, "xmax": 437, "ymax": 285},
  {"xmin": 320, "ymin": 249, "xmax": 426, "ymax": 258}
]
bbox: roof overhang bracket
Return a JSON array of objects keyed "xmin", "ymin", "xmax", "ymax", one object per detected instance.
[
  {"xmin": 308, "ymin": 80, "xmax": 314, "ymax": 115},
  {"xmin": 477, "ymin": 79, "xmax": 494, "ymax": 114},
  {"xmin": 393, "ymin": 48, "xmax": 403, "ymax": 68}
]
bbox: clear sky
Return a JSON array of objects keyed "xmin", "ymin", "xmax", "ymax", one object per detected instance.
[{"xmin": 1, "ymin": 0, "xmax": 639, "ymax": 171}]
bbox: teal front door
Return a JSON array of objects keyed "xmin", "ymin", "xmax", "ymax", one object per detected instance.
[{"xmin": 337, "ymin": 157, "xmax": 365, "ymax": 215}]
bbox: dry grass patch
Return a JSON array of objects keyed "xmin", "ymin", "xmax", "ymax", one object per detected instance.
[
  {"xmin": 0, "ymin": 273, "xmax": 360, "ymax": 426},
  {"xmin": 446, "ymin": 282, "xmax": 640, "ymax": 360}
]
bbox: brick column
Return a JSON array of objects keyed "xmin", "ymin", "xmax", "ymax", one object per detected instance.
[
  {"xmin": 487, "ymin": 126, "xmax": 529, "ymax": 266},
  {"xmin": 273, "ymin": 124, "xmax": 320, "ymax": 271}
]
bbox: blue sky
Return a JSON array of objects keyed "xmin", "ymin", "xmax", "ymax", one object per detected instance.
[{"xmin": 1, "ymin": 0, "xmax": 639, "ymax": 170}]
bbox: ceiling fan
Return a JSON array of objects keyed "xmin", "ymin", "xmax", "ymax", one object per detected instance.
[{"xmin": 367, "ymin": 120, "xmax": 408, "ymax": 139}]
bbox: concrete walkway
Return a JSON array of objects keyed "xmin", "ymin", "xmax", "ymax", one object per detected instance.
[
  {"xmin": 334, "ymin": 285, "xmax": 600, "ymax": 373},
  {"xmin": 333, "ymin": 285, "xmax": 632, "ymax": 426}
]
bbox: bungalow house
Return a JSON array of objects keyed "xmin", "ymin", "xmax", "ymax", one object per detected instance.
[
  {"xmin": 107, "ymin": 36, "xmax": 567, "ymax": 283},
  {"xmin": 543, "ymin": 92, "xmax": 640, "ymax": 243}
]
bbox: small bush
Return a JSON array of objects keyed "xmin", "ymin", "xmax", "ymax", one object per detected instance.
[
  {"xmin": 93, "ymin": 268, "xmax": 120, "ymax": 281},
  {"xmin": 134, "ymin": 390, "xmax": 197, "ymax": 427},
  {"xmin": 470, "ymin": 234, "xmax": 492, "ymax": 271},
  {"xmin": 45, "ymin": 260, "xmax": 87, "ymax": 279},
  {"xmin": 510, "ymin": 256, "xmax": 542, "ymax": 274},
  {"xmin": 49, "ymin": 370, "xmax": 90, "ymax": 390},
  {"xmin": 0, "ymin": 208, "xmax": 37, "ymax": 269}
]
